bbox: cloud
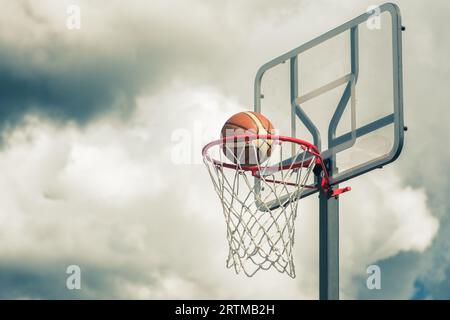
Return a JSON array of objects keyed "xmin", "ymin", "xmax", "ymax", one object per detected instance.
[
  {"xmin": 0, "ymin": 0, "xmax": 375, "ymax": 131},
  {"xmin": 0, "ymin": 80, "xmax": 438, "ymax": 299},
  {"xmin": 0, "ymin": 0, "xmax": 246, "ymax": 131},
  {"xmin": 0, "ymin": 84, "xmax": 319, "ymax": 299},
  {"xmin": 0, "ymin": 1, "xmax": 136, "ymax": 129},
  {"xmin": 375, "ymin": 0, "xmax": 450, "ymax": 299},
  {"xmin": 0, "ymin": 0, "xmax": 446, "ymax": 299}
]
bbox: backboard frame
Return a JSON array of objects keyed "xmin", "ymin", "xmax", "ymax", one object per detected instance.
[{"xmin": 254, "ymin": 2, "xmax": 404, "ymax": 195}]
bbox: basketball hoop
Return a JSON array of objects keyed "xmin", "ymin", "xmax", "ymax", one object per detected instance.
[{"xmin": 202, "ymin": 134, "xmax": 348, "ymax": 278}]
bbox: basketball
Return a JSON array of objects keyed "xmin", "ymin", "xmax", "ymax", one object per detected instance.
[{"xmin": 221, "ymin": 111, "xmax": 275, "ymax": 165}]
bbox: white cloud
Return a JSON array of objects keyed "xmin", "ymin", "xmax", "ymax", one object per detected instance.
[{"xmin": 0, "ymin": 81, "xmax": 438, "ymax": 299}]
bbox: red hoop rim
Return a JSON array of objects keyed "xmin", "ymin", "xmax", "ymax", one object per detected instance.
[
  {"xmin": 203, "ymin": 134, "xmax": 352, "ymax": 198},
  {"xmin": 202, "ymin": 134, "xmax": 323, "ymax": 173}
]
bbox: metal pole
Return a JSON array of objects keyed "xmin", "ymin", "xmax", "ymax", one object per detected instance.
[{"xmin": 319, "ymin": 161, "xmax": 339, "ymax": 300}]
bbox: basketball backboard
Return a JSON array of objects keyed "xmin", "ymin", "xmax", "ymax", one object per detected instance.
[{"xmin": 255, "ymin": 2, "xmax": 404, "ymax": 198}]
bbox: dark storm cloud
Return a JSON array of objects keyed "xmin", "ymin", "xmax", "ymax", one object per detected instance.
[
  {"xmin": 352, "ymin": 252, "xmax": 425, "ymax": 300},
  {"xmin": 0, "ymin": 0, "xmax": 309, "ymax": 133},
  {"xmin": 0, "ymin": 261, "xmax": 158, "ymax": 299},
  {"xmin": 0, "ymin": 262, "xmax": 93, "ymax": 299},
  {"xmin": 0, "ymin": 258, "xmax": 212, "ymax": 299},
  {"xmin": 0, "ymin": 43, "xmax": 140, "ymax": 129},
  {"xmin": 0, "ymin": 1, "xmax": 222, "ymax": 132},
  {"xmin": 422, "ymin": 267, "xmax": 450, "ymax": 300}
]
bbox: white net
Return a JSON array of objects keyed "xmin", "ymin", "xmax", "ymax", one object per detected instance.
[{"xmin": 203, "ymin": 136, "xmax": 318, "ymax": 278}]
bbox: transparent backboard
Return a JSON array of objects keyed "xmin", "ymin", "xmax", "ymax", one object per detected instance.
[{"xmin": 255, "ymin": 3, "xmax": 404, "ymax": 196}]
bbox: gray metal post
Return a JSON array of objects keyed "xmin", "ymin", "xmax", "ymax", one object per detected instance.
[{"xmin": 319, "ymin": 161, "xmax": 339, "ymax": 300}]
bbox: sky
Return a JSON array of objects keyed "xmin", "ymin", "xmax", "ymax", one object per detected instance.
[{"xmin": 0, "ymin": 0, "xmax": 448, "ymax": 299}]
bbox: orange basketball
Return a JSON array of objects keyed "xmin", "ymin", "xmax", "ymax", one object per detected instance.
[{"xmin": 221, "ymin": 111, "xmax": 275, "ymax": 165}]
